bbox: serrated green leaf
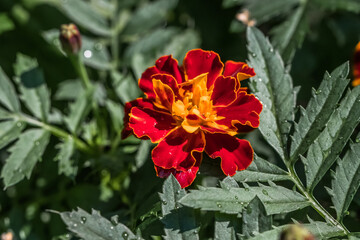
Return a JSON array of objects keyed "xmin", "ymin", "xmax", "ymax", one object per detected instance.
[
  {"xmin": 105, "ymin": 100, "xmax": 124, "ymax": 132},
  {"xmin": 51, "ymin": 0, "xmax": 111, "ymax": 36},
  {"xmin": 162, "ymin": 29, "xmax": 200, "ymax": 62},
  {"xmin": 0, "ymin": 107, "xmax": 12, "ymax": 120},
  {"xmin": 179, "ymin": 184, "xmax": 309, "ymax": 215},
  {"xmin": 58, "ymin": 208, "xmax": 139, "ymax": 240},
  {"xmin": 112, "ymin": 71, "xmax": 141, "ymax": 104},
  {"xmin": 0, "ymin": 67, "xmax": 20, "ymax": 112},
  {"xmin": 242, "ymin": 196, "xmax": 272, "ymax": 238},
  {"xmin": 42, "ymin": 30, "xmax": 111, "ymax": 70},
  {"xmin": 247, "ymin": 27, "xmax": 295, "ymax": 159},
  {"xmin": 214, "ymin": 213, "xmax": 240, "ymax": 240},
  {"xmin": 220, "ymin": 177, "xmax": 240, "ymax": 189},
  {"xmin": 329, "ymin": 134, "xmax": 360, "ymax": 220},
  {"xmin": 271, "ymin": 3, "xmax": 309, "ymax": 63},
  {"xmin": 246, "ymin": 222, "xmax": 344, "ymax": 240},
  {"xmin": 135, "ymin": 141, "xmax": 152, "ymax": 169},
  {"xmin": 290, "ymin": 62, "xmax": 350, "ymax": 161},
  {"xmin": 0, "ymin": 121, "xmax": 26, "ymax": 149},
  {"xmin": 312, "ymin": 0, "xmax": 360, "ymax": 13},
  {"xmin": 64, "ymin": 89, "xmax": 93, "ymax": 134},
  {"xmin": 160, "ymin": 175, "xmax": 199, "ymax": 240},
  {"xmin": 303, "ymin": 86, "xmax": 360, "ymax": 191},
  {"xmin": 1, "ymin": 129, "xmax": 50, "ymax": 188},
  {"xmin": 55, "ymin": 79, "xmax": 84, "ymax": 101},
  {"xmin": 14, "ymin": 54, "xmax": 50, "ymax": 122},
  {"xmin": 246, "ymin": 0, "xmax": 299, "ymax": 25},
  {"xmin": 122, "ymin": 0, "xmax": 178, "ymax": 36},
  {"xmin": 232, "ymin": 155, "xmax": 290, "ymax": 182},
  {"xmin": 55, "ymin": 137, "xmax": 77, "ymax": 177}
]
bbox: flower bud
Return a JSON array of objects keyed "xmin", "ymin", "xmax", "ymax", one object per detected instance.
[
  {"xmin": 280, "ymin": 225, "xmax": 315, "ymax": 240},
  {"xmin": 59, "ymin": 23, "xmax": 82, "ymax": 55}
]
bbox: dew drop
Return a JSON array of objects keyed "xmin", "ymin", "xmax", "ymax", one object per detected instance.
[
  {"xmin": 246, "ymin": 206, "xmax": 253, "ymax": 214},
  {"xmin": 235, "ymin": 196, "xmax": 239, "ymax": 200},
  {"xmin": 315, "ymin": 90, "xmax": 322, "ymax": 95},
  {"xmin": 245, "ymin": 188, "xmax": 250, "ymax": 192},
  {"xmin": 258, "ymin": 78, "xmax": 262, "ymax": 82},
  {"xmin": 206, "ymin": 53, "xmax": 212, "ymax": 58},
  {"xmin": 216, "ymin": 202, "xmax": 222, "ymax": 208},
  {"xmin": 94, "ymin": 42, "xmax": 103, "ymax": 51},
  {"xmin": 110, "ymin": 226, "xmax": 114, "ymax": 230},
  {"xmin": 356, "ymin": 138, "xmax": 360, "ymax": 143},
  {"xmin": 35, "ymin": 141, "xmax": 40, "ymax": 146},
  {"xmin": 122, "ymin": 232, "xmax": 129, "ymax": 239},
  {"xmin": 17, "ymin": 122, "xmax": 22, "ymax": 127},
  {"xmin": 73, "ymin": 223, "xmax": 77, "ymax": 227},
  {"xmin": 252, "ymin": 53, "xmax": 257, "ymax": 57},
  {"xmin": 269, "ymin": 47, "xmax": 274, "ymax": 53},
  {"xmin": 262, "ymin": 189, "xmax": 268, "ymax": 195},
  {"xmin": 162, "ymin": 200, "xmax": 167, "ymax": 205},
  {"xmin": 80, "ymin": 217, "xmax": 86, "ymax": 224},
  {"xmin": 84, "ymin": 50, "xmax": 93, "ymax": 58}
]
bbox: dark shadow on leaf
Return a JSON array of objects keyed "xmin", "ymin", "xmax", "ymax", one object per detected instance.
[
  {"xmin": 161, "ymin": 207, "xmax": 198, "ymax": 232},
  {"xmin": 21, "ymin": 68, "xmax": 45, "ymax": 88}
]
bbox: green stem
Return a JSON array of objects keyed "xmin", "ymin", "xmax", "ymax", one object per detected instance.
[
  {"xmin": 69, "ymin": 54, "xmax": 92, "ymax": 89},
  {"xmin": 11, "ymin": 113, "xmax": 93, "ymax": 155},
  {"xmin": 287, "ymin": 164, "xmax": 350, "ymax": 234}
]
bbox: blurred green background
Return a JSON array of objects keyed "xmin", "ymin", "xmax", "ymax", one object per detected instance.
[{"xmin": 0, "ymin": 0, "xmax": 360, "ymax": 239}]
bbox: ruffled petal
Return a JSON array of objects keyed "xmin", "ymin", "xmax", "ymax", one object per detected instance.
[
  {"xmin": 122, "ymin": 98, "xmax": 156, "ymax": 139},
  {"xmin": 154, "ymin": 152, "xmax": 201, "ymax": 188},
  {"xmin": 183, "ymin": 49, "xmax": 224, "ymax": 88},
  {"xmin": 211, "ymin": 76, "xmax": 237, "ymax": 107},
  {"xmin": 223, "ymin": 61, "xmax": 255, "ymax": 82},
  {"xmin": 205, "ymin": 133, "xmax": 253, "ymax": 176},
  {"xmin": 139, "ymin": 55, "xmax": 183, "ymax": 99},
  {"xmin": 152, "ymin": 78, "xmax": 175, "ymax": 110},
  {"xmin": 129, "ymin": 107, "xmax": 176, "ymax": 143},
  {"xmin": 215, "ymin": 92, "xmax": 262, "ymax": 133},
  {"xmin": 152, "ymin": 127, "xmax": 205, "ymax": 171}
]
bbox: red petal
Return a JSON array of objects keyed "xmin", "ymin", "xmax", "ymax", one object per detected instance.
[
  {"xmin": 152, "ymin": 128, "xmax": 205, "ymax": 171},
  {"xmin": 205, "ymin": 133, "xmax": 253, "ymax": 176},
  {"xmin": 183, "ymin": 49, "xmax": 224, "ymax": 88},
  {"xmin": 154, "ymin": 152, "xmax": 201, "ymax": 188},
  {"xmin": 129, "ymin": 107, "xmax": 176, "ymax": 143},
  {"xmin": 122, "ymin": 98, "xmax": 155, "ymax": 139},
  {"xmin": 223, "ymin": 61, "xmax": 255, "ymax": 82},
  {"xmin": 216, "ymin": 92, "xmax": 262, "ymax": 133},
  {"xmin": 211, "ymin": 76, "xmax": 237, "ymax": 106},
  {"xmin": 139, "ymin": 55, "xmax": 183, "ymax": 99}
]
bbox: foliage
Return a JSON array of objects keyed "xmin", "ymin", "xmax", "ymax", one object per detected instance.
[{"xmin": 1, "ymin": 0, "xmax": 360, "ymax": 239}]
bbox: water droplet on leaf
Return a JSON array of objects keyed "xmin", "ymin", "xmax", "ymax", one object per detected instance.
[
  {"xmin": 84, "ymin": 50, "xmax": 93, "ymax": 58},
  {"xmin": 262, "ymin": 189, "xmax": 268, "ymax": 195}
]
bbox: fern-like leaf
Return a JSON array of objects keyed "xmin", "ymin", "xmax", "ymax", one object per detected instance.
[
  {"xmin": 328, "ymin": 134, "xmax": 360, "ymax": 221},
  {"xmin": 303, "ymin": 86, "xmax": 360, "ymax": 191},
  {"xmin": 0, "ymin": 67, "xmax": 20, "ymax": 112},
  {"xmin": 247, "ymin": 27, "xmax": 295, "ymax": 159},
  {"xmin": 290, "ymin": 62, "xmax": 350, "ymax": 162}
]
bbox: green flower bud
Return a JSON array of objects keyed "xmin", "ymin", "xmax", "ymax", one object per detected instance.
[{"xmin": 59, "ymin": 23, "xmax": 82, "ymax": 55}]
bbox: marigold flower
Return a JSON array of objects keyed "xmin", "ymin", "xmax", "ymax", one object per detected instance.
[
  {"xmin": 59, "ymin": 23, "xmax": 82, "ymax": 55},
  {"xmin": 352, "ymin": 41, "xmax": 360, "ymax": 87},
  {"xmin": 122, "ymin": 49, "xmax": 262, "ymax": 188}
]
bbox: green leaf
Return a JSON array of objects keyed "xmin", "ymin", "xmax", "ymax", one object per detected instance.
[
  {"xmin": 52, "ymin": 0, "xmax": 111, "ymax": 36},
  {"xmin": 312, "ymin": 0, "xmax": 360, "ymax": 13},
  {"xmin": 214, "ymin": 213, "xmax": 240, "ymax": 240},
  {"xmin": 246, "ymin": 0, "xmax": 299, "ymax": 25},
  {"xmin": 179, "ymin": 184, "xmax": 309, "ymax": 215},
  {"xmin": 0, "ymin": 13, "xmax": 15, "ymax": 34},
  {"xmin": 55, "ymin": 137, "xmax": 77, "ymax": 177},
  {"xmin": 14, "ymin": 54, "xmax": 51, "ymax": 122},
  {"xmin": 232, "ymin": 155, "xmax": 290, "ymax": 182},
  {"xmin": 271, "ymin": 3, "xmax": 309, "ymax": 63},
  {"xmin": 246, "ymin": 221, "xmax": 345, "ymax": 240},
  {"xmin": 135, "ymin": 141, "xmax": 152, "ymax": 169},
  {"xmin": 0, "ymin": 67, "xmax": 20, "ymax": 112},
  {"xmin": 290, "ymin": 62, "xmax": 350, "ymax": 161},
  {"xmin": 64, "ymin": 89, "xmax": 93, "ymax": 134},
  {"xmin": 242, "ymin": 196, "xmax": 272, "ymax": 238},
  {"xmin": 0, "ymin": 121, "xmax": 26, "ymax": 149},
  {"xmin": 57, "ymin": 208, "xmax": 139, "ymax": 240},
  {"xmin": 222, "ymin": 0, "xmax": 245, "ymax": 8},
  {"xmin": 303, "ymin": 86, "xmax": 360, "ymax": 191},
  {"xmin": 105, "ymin": 100, "xmax": 124, "ymax": 132},
  {"xmin": 162, "ymin": 29, "xmax": 200, "ymax": 62},
  {"xmin": 1, "ymin": 129, "xmax": 50, "ymax": 188},
  {"xmin": 247, "ymin": 27, "xmax": 295, "ymax": 159},
  {"xmin": 0, "ymin": 107, "xmax": 12, "ymax": 120},
  {"xmin": 328, "ymin": 135, "xmax": 360, "ymax": 220},
  {"xmin": 112, "ymin": 71, "xmax": 141, "ymax": 104},
  {"xmin": 122, "ymin": 0, "xmax": 178, "ymax": 36},
  {"xmin": 55, "ymin": 79, "xmax": 84, "ymax": 101},
  {"xmin": 160, "ymin": 175, "xmax": 199, "ymax": 240}
]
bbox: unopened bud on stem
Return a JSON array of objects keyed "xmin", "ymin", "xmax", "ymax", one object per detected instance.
[{"xmin": 59, "ymin": 23, "xmax": 82, "ymax": 55}]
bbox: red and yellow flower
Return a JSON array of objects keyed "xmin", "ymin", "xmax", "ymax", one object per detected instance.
[
  {"xmin": 353, "ymin": 41, "xmax": 360, "ymax": 87},
  {"xmin": 122, "ymin": 49, "xmax": 262, "ymax": 188}
]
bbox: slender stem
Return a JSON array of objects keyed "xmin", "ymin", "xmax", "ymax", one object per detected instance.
[
  {"xmin": 69, "ymin": 54, "xmax": 92, "ymax": 89},
  {"xmin": 287, "ymin": 164, "xmax": 350, "ymax": 234},
  {"xmin": 11, "ymin": 113, "xmax": 93, "ymax": 155}
]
